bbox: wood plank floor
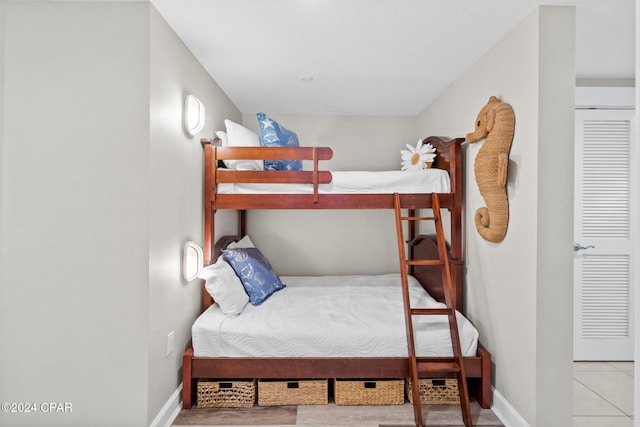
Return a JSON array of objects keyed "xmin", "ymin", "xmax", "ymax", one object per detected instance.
[
  {"xmin": 172, "ymin": 401, "xmax": 504, "ymax": 426},
  {"xmin": 174, "ymin": 361, "xmax": 636, "ymax": 425}
]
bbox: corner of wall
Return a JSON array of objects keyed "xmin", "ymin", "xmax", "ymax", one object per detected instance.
[
  {"xmin": 535, "ymin": 6, "xmax": 575, "ymax": 426},
  {"xmin": 147, "ymin": 3, "xmax": 242, "ymax": 424},
  {"xmin": 416, "ymin": 5, "xmax": 577, "ymax": 426}
]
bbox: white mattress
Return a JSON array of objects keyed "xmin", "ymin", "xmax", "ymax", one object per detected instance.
[
  {"xmin": 217, "ymin": 169, "xmax": 451, "ymax": 194},
  {"xmin": 192, "ymin": 273, "xmax": 478, "ymax": 358}
]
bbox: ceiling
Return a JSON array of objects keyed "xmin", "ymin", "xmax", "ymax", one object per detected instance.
[{"xmin": 151, "ymin": 0, "xmax": 635, "ymax": 116}]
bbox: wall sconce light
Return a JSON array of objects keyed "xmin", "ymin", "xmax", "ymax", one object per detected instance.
[
  {"xmin": 184, "ymin": 94, "xmax": 205, "ymax": 136},
  {"xmin": 183, "ymin": 241, "xmax": 203, "ymax": 281}
]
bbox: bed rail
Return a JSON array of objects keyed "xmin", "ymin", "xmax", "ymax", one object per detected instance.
[
  {"xmin": 201, "ymin": 137, "xmax": 462, "ymax": 209},
  {"xmin": 214, "ymin": 146, "xmax": 333, "ymax": 200},
  {"xmin": 200, "ymin": 136, "xmax": 464, "ymax": 267}
]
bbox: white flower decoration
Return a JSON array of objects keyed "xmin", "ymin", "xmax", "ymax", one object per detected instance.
[{"xmin": 400, "ymin": 140, "xmax": 436, "ymax": 171}]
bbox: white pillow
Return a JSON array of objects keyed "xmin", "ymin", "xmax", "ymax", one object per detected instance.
[
  {"xmin": 198, "ymin": 256, "xmax": 249, "ymax": 317},
  {"xmin": 223, "ymin": 119, "xmax": 263, "ymax": 170},
  {"xmin": 214, "ymin": 130, "xmax": 227, "ymax": 146},
  {"xmin": 227, "ymin": 235, "xmax": 256, "ymax": 249}
]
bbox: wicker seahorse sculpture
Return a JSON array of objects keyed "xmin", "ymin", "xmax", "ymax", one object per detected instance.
[{"xmin": 465, "ymin": 96, "xmax": 515, "ymax": 243}]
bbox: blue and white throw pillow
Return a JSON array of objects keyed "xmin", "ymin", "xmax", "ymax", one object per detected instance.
[
  {"xmin": 222, "ymin": 247, "xmax": 285, "ymax": 305},
  {"xmin": 256, "ymin": 112, "xmax": 303, "ymax": 171}
]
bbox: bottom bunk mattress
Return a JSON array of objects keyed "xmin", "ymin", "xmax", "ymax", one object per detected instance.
[{"xmin": 192, "ymin": 273, "xmax": 478, "ymax": 358}]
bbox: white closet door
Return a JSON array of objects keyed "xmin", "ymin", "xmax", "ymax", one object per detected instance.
[{"xmin": 574, "ymin": 108, "xmax": 635, "ymax": 361}]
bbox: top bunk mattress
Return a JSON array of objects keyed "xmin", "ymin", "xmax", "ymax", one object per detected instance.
[
  {"xmin": 217, "ymin": 169, "xmax": 451, "ymax": 194},
  {"xmin": 192, "ymin": 273, "xmax": 478, "ymax": 358}
]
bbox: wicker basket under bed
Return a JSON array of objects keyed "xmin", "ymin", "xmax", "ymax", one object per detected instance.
[
  {"xmin": 258, "ymin": 379, "xmax": 328, "ymax": 406},
  {"xmin": 406, "ymin": 378, "xmax": 460, "ymax": 404},
  {"xmin": 196, "ymin": 379, "xmax": 256, "ymax": 408},
  {"xmin": 333, "ymin": 379, "xmax": 404, "ymax": 406}
]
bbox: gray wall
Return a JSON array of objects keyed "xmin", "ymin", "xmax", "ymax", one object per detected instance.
[
  {"xmin": 148, "ymin": 6, "xmax": 240, "ymax": 422},
  {"xmin": 416, "ymin": 7, "xmax": 575, "ymax": 426},
  {"xmin": 240, "ymin": 114, "xmax": 417, "ymax": 276},
  {"xmin": 1, "ymin": 2, "xmax": 151, "ymax": 426},
  {"xmin": 0, "ymin": 0, "xmax": 5, "ymax": 291},
  {"xmin": 0, "ymin": 2, "xmax": 240, "ymax": 426}
]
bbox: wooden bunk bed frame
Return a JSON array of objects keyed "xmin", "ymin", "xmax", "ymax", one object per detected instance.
[{"xmin": 182, "ymin": 136, "xmax": 492, "ymax": 409}]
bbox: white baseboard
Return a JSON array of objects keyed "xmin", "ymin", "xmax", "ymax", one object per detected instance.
[
  {"xmin": 491, "ymin": 387, "xmax": 531, "ymax": 427},
  {"xmin": 149, "ymin": 385, "xmax": 182, "ymax": 427}
]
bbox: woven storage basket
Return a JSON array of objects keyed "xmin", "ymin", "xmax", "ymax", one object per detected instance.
[
  {"xmin": 334, "ymin": 379, "xmax": 404, "ymax": 406},
  {"xmin": 196, "ymin": 379, "xmax": 256, "ymax": 408},
  {"xmin": 258, "ymin": 379, "xmax": 328, "ymax": 406},
  {"xmin": 406, "ymin": 378, "xmax": 459, "ymax": 404}
]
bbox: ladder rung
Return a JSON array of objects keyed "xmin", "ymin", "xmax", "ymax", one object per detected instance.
[
  {"xmin": 406, "ymin": 259, "xmax": 442, "ymax": 266},
  {"xmin": 416, "ymin": 361, "xmax": 461, "ymax": 374},
  {"xmin": 401, "ymin": 216, "xmax": 437, "ymax": 221},
  {"xmin": 410, "ymin": 308, "xmax": 452, "ymax": 316}
]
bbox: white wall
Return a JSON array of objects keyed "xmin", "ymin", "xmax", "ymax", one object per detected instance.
[
  {"xmin": 148, "ymin": 7, "xmax": 240, "ymax": 422},
  {"xmin": 0, "ymin": 3, "xmax": 151, "ymax": 426},
  {"xmin": 0, "ymin": 2, "xmax": 241, "ymax": 426},
  {"xmin": 239, "ymin": 114, "xmax": 417, "ymax": 276},
  {"xmin": 535, "ymin": 8, "xmax": 576, "ymax": 425},
  {"xmin": 416, "ymin": 7, "xmax": 575, "ymax": 426},
  {"xmin": 0, "ymin": 1, "xmax": 5, "ymax": 289}
]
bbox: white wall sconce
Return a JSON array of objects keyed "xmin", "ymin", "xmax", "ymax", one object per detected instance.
[
  {"xmin": 183, "ymin": 241, "xmax": 204, "ymax": 281},
  {"xmin": 184, "ymin": 94, "xmax": 205, "ymax": 136}
]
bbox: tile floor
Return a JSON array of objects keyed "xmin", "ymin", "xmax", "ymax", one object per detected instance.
[{"xmin": 573, "ymin": 361, "xmax": 634, "ymax": 427}]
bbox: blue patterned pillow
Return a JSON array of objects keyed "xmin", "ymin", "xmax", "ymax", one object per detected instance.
[
  {"xmin": 256, "ymin": 112, "xmax": 303, "ymax": 171},
  {"xmin": 222, "ymin": 247, "xmax": 285, "ymax": 305}
]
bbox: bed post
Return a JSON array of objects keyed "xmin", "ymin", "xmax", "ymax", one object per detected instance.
[
  {"xmin": 476, "ymin": 345, "xmax": 493, "ymax": 408},
  {"xmin": 201, "ymin": 138, "xmax": 216, "ymax": 312},
  {"xmin": 182, "ymin": 348, "xmax": 194, "ymax": 409},
  {"xmin": 449, "ymin": 140, "xmax": 464, "ymax": 311},
  {"xmin": 449, "ymin": 139, "xmax": 463, "ymax": 261},
  {"xmin": 201, "ymin": 138, "xmax": 215, "ymax": 266}
]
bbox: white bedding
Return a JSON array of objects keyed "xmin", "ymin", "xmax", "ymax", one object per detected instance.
[
  {"xmin": 217, "ymin": 169, "xmax": 451, "ymax": 194},
  {"xmin": 192, "ymin": 273, "xmax": 478, "ymax": 358}
]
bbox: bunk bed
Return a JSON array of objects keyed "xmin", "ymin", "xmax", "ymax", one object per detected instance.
[{"xmin": 182, "ymin": 135, "xmax": 492, "ymax": 409}]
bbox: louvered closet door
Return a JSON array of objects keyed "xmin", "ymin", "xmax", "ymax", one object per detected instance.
[{"xmin": 574, "ymin": 109, "xmax": 635, "ymax": 361}]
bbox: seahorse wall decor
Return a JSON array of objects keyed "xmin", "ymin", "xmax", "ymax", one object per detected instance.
[{"xmin": 465, "ymin": 96, "xmax": 515, "ymax": 243}]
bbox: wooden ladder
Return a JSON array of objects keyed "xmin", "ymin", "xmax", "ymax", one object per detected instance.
[{"xmin": 393, "ymin": 193, "xmax": 472, "ymax": 427}]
